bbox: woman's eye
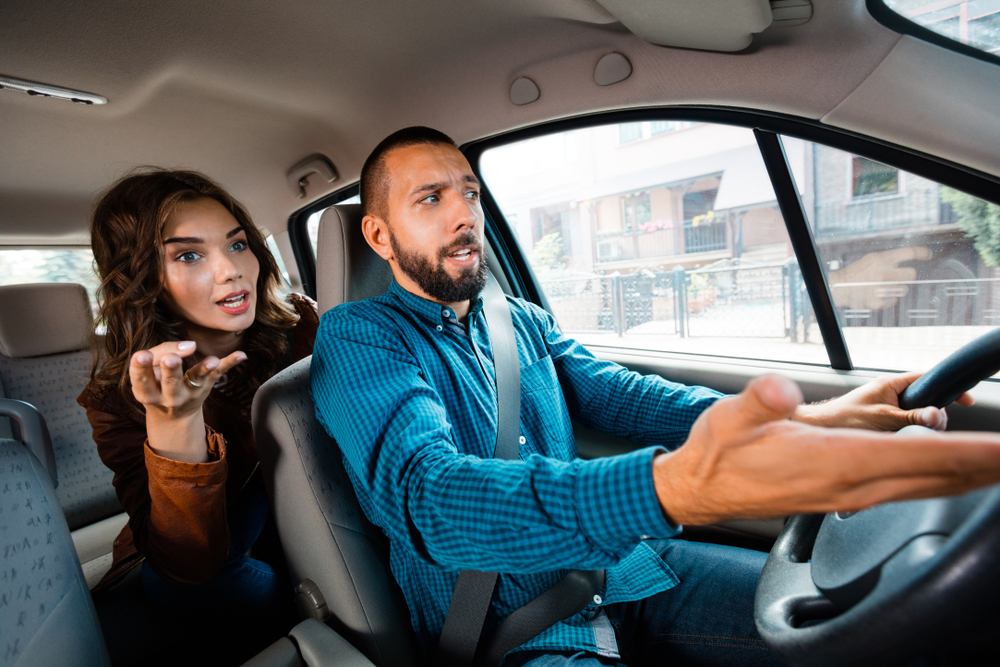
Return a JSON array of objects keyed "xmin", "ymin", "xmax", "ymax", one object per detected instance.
[
  {"xmin": 177, "ymin": 251, "xmax": 200, "ymax": 263},
  {"xmin": 230, "ymin": 240, "xmax": 248, "ymax": 252}
]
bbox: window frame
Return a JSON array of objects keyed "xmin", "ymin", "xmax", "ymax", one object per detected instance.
[
  {"xmin": 867, "ymin": 0, "xmax": 1000, "ymax": 68},
  {"xmin": 461, "ymin": 106, "xmax": 1000, "ymax": 372},
  {"xmin": 286, "ymin": 182, "xmax": 360, "ymax": 299}
]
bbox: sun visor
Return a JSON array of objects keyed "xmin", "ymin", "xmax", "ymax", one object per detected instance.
[{"xmin": 596, "ymin": 0, "xmax": 775, "ymax": 52}]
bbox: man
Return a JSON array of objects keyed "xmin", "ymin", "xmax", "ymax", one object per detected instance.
[{"xmin": 310, "ymin": 126, "xmax": 998, "ymax": 666}]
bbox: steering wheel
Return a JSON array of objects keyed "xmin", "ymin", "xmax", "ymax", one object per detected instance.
[{"xmin": 755, "ymin": 328, "xmax": 1000, "ymax": 667}]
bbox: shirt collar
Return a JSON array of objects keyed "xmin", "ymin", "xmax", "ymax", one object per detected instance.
[{"xmin": 387, "ymin": 278, "xmax": 484, "ymax": 325}]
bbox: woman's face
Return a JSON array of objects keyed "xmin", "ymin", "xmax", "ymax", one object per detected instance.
[{"xmin": 159, "ymin": 197, "xmax": 260, "ymax": 339}]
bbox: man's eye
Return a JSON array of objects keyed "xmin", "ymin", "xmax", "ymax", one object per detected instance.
[
  {"xmin": 177, "ymin": 251, "xmax": 200, "ymax": 263},
  {"xmin": 421, "ymin": 194, "xmax": 440, "ymax": 204},
  {"xmin": 466, "ymin": 190, "xmax": 480, "ymax": 201},
  {"xmin": 230, "ymin": 240, "xmax": 248, "ymax": 252}
]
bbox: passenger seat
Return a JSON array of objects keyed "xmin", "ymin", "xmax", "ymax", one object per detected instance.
[
  {"xmin": 0, "ymin": 283, "xmax": 126, "ymax": 588},
  {"xmin": 0, "ymin": 397, "xmax": 376, "ymax": 667},
  {"xmin": 253, "ymin": 204, "xmax": 419, "ymax": 667}
]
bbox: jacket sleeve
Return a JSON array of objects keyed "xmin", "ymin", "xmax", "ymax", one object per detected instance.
[{"xmin": 78, "ymin": 385, "xmax": 231, "ymax": 585}]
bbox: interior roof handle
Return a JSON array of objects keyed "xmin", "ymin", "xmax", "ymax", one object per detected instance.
[{"xmin": 287, "ymin": 154, "xmax": 339, "ymax": 199}]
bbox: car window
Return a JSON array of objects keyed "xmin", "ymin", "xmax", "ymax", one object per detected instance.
[
  {"xmin": 479, "ymin": 122, "xmax": 829, "ymax": 366},
  {"xmin": 265, "ymin": 233, "xmax": 292, "ymax": 291},
  {"xmin": 788, "ymin": 138, "xmax": 1000, "ymax": 375},
  {"xmin": 881, "ymin": 0, "xmax": 1000, "ymax": 60},
  {"xmin": 0, "ymin": 248, "xmax": 100, "ymax": 314}
]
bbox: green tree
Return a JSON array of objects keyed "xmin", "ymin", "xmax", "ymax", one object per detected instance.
[
  {"xmin": 942, "ymin": 187, "xmax": 1000, "ymax": 266},
  {"xmin": 528, "ymin": 232, "xmax": 574, "ymax": 297}
]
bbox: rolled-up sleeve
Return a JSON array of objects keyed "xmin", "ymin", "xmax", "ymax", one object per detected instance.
[{"xmin": 81, "ymin": 387, "xmax": 232, "ymax": 585}]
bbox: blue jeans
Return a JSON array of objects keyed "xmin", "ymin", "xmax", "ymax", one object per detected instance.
[
  {"xmin": 505, "ymin": 540, "xmax": 782, "ymax": 667},
  {"xmin": 139, "ymin": 482, "xmax": 296, "ymax": 664}
]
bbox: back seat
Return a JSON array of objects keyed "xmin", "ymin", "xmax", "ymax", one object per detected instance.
[{"xmin": 0, "ymin": 282, "xmax": 127, "ymax": 588}]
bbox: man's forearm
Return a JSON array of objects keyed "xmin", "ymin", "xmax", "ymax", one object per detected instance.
[{"xmin": 651, "ymin": 375, "xmax": 1000, "ymax": 526}]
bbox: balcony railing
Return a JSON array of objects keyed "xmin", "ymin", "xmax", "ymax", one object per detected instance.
[
  {"xmin": 595, "ymin": 218, "xmax": 727, "ymax": 263},
  {"xmin": 812, "ymin": 189, "xmax": 946, "ymax": 237}
]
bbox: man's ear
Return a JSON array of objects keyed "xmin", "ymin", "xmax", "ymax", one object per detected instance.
[{"xmin": 362, "ymin": 214, "xmax": 393, "ymax": 261}]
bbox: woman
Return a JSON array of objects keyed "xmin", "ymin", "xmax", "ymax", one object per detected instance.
[{"xmin": 78, "ymin": 169, "xmax": 317, "ymax": 659}]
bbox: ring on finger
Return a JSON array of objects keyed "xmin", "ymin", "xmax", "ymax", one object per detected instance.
[{"xmin": 183, "ymin": 374, "xmax": 205, "ymax": 389}]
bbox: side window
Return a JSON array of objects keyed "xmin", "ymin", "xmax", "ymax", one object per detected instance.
[
  {"xmin": 0, "ymin": 248, "xmax": 100, "ymax": 315},
  {"xmin": 479, "ymin": 122, "xmax": 828, "ymax": 365},
  {"xmin": 265, "ymin": 234, "xmax": 292, "ymax": 292},
  {"xmin": 788, "ymin": 139, "xmax": 1000, "ymax": 375}
]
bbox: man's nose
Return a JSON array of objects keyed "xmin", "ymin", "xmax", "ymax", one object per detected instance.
[{"xmin": 447, "ymin": 192, "xmax": 480, "ymax": 232}]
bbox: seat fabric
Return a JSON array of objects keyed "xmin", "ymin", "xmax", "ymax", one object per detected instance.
[
  {"xmin": 0, "ymin": 283, "xmax": 124, "ymax": 586},
  {"xmin": 0, "ymin": 399, "xmax": 112, "ymax": 667},
  {"xmin": 254, "ymin": 204, "xmax": 418, "ymax": 667}
]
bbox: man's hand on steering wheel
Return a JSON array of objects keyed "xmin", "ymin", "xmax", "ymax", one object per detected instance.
[
  {"xmin": 791, "ymin": 371, "xmax": 975, "ymax": 432},
  {"xmin": 652, "ymin": 374, "xmax": 1000, "ymax": 527}
]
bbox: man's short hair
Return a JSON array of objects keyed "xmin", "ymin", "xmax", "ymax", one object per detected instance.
[{"xmin": 360, "ymin": 126, "xmax": 457, "ymax": 222}]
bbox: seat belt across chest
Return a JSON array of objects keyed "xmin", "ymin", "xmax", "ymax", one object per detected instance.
[{"xmin": 436, "ymin": 275, "xmax": 605, "ymax": 667}]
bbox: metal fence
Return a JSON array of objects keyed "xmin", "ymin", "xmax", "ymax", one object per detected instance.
[
  {"xmin": 542, "ymin": 261, "xmax": 1000, "ymax": 341},
  {"xmin": 832, "ymin": 277, "xmax": 1000, "ymax": 328},
  {"xmin": 541, "ymin": 260, "xmax": 810, "ymax": 340}
]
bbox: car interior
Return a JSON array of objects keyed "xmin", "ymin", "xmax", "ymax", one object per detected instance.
[{"xmin": 2, "ymin": 0, "xmax": 1000, "ymax": 665}]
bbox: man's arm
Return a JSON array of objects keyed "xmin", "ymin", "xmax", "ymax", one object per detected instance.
[
  {"xmin": 654, "ymin": 374, "xmax": 1000, "ymax": 526},
  {"xmin": 525, "ymin": 302, "xmax": 722, "ymax": 449},
  {"xmin": 310, "ymin": 306, "xmax": 678, "ymax": 574},
  {"xmin": 528, "ymin": 300, "xmax": 961, "ymax": 436}
]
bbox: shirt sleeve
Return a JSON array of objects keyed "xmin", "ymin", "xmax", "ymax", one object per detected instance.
[
  {"xmin": 523, "ymin": 301, "xmax": 724, "ymax": 450},
  {"xmin": 310, "ymin": 306, "xmax": 680, "ymax": 575},
  {"xmin": 79, "ymin": 386, "xmax": 231, "ymax": 585}
]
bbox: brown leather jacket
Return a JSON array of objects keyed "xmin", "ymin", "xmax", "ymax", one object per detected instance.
[{"xmin": 78, "ymin": 294, "xmax": 318, "ymax": 590}]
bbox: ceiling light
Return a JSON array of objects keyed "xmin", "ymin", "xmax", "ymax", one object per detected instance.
[{"xmin": 0, "ymin": 75, "xmax": 107, "ymax": 105}]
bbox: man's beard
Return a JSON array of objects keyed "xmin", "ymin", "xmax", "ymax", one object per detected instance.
[{"xmin": 388, "ymin": 228, "xmax": 487, "ymax": 303}]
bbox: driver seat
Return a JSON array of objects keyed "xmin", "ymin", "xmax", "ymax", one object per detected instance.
[{"xmin": 252, "ymin": 204, "xmax": 417, "ymax": 667}]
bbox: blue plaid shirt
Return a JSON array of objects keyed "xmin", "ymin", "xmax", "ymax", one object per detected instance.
[{"xmin": 310, "ymin": 280, "xmax": 722, "ymax": 663}]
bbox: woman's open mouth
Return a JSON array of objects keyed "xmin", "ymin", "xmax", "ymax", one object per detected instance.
[{"xmin": 216, "ymin": 291, "xmax": 251, "ymax": 315}]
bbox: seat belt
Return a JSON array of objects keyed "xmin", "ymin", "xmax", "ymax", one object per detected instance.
[{"xmin": 436, "ymin": 275, "xmax": 605, "ymax": 667}]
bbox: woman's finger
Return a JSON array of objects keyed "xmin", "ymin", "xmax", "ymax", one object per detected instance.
[
  {"xmin": 129, "ymin": 351, "xmax": 161, "ymax": 404},
  {"xmin": 158, "ymin": 353, "xmax": 186, "ymax": 394},
  {"xmin": 147, "ymin": 340, "xmax": 198, "ymax": 370},
  {"xmin": 184, "ymin": 356, "xmax": 222, "ymax": 391},
  {"xmin": 213, "ymin": 350, "xmax": 248, "ymax": 376}
]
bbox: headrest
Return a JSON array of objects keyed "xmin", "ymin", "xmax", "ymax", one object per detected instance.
[
  {"xmin": 0, "ymin": 283, "xmax": 93, "ymax": 358},
  {"xmin": 316, "ymin": 204, "xmax": 393, "ymax": 315}
]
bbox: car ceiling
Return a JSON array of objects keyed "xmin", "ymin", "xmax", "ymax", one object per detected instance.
[{"xmin": 1, "ymin": 0, "xmax": 998, "ymax": 246}]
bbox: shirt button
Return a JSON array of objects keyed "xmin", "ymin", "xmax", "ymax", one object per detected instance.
[
  {"xmin": 640, "ymin": 534, "xmax": 650, "ymax": 540},
  {"xmin": 593, "ymin": 595, "xmax": 603, "ymax": 605},
  {"xmin": 519, "ymin": 436, "xmax": 526, "ymax": 445},
  {"xmin": 436, "ymin": 325, "xmax": 443, "ymax": 332},
  {"xmin": 443, "ymin": 309, "xmax": 450, "ymax": 317}
]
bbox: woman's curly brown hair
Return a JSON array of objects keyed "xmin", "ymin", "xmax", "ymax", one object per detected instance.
[{"xmin": 89, "ymin": 168, "xmax": 298, "ymax": 421}]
